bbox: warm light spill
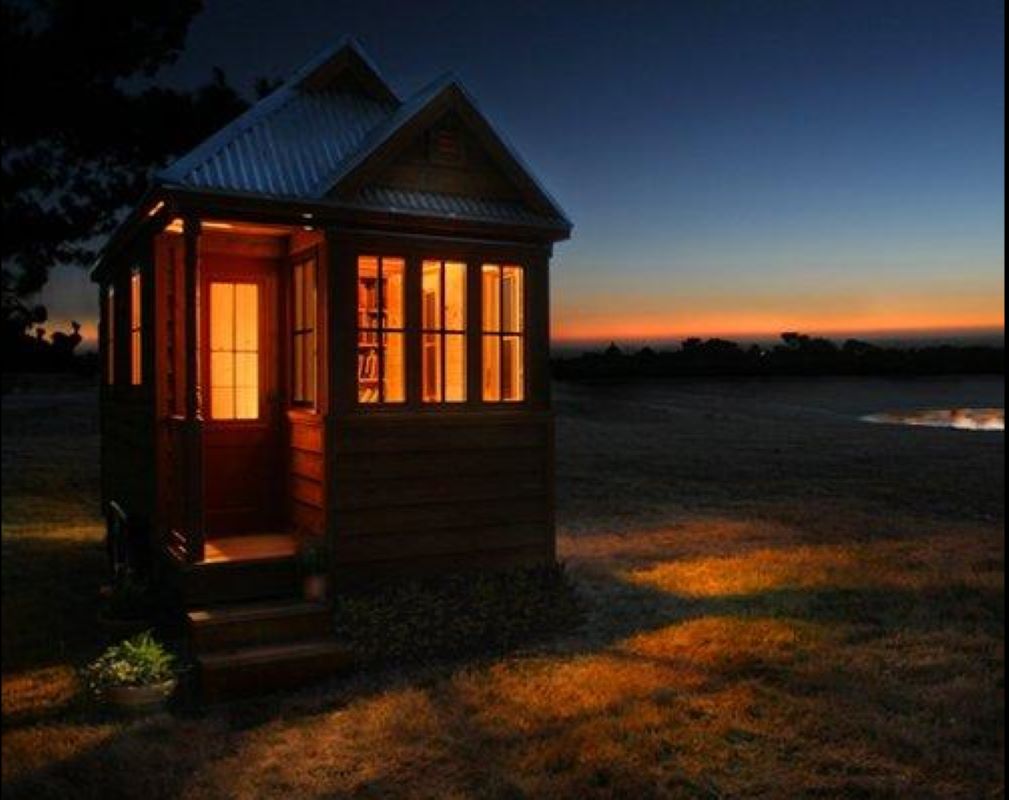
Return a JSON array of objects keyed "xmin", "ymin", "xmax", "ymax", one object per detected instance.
[
  {"xmin": 209, "ymin": 281, "xmax": 259, "ymax": 420},
  {"xmin": 357, "ymin": 256, "xmax": 405, "ymax": 403}
]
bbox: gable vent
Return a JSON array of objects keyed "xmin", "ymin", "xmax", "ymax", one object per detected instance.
[{"xmin": 429, "ymin": 128, "xmax": 464, "ymax": 165}]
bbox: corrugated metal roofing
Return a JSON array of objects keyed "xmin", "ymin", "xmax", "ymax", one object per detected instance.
[
  {"xmin": 155, "ymin": 38, "xmax": 570, "ymax": 231},
  {"xmin": 162, "ymin": 89, "xmax": 395, "ymax": 198},
  {"xmin": 356, "ymin": 185, "xmax": 562, "ymax": 227}
]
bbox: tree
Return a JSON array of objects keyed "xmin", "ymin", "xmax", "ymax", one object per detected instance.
[{"xmin": 1, "ymin": 0, "xmax": 252, "ymax": 336}]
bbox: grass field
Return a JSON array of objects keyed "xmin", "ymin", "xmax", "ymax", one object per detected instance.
[{"xmin": 2, "ymin": 375, "xmax": 1004, "ymax": 798}]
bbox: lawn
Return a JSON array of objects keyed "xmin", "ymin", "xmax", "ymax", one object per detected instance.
[{"xmin": 2, "ymin": 376, "xmax": 1004, "ymax": 798}]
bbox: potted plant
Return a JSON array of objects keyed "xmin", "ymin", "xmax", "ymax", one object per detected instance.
[
  {"xmin": 300, "ymin": 540, "xmax": 330, "ymax": 602},
  {"xmin": 83, "ymin": 630, "xmax": 178, "ymax": 712}
]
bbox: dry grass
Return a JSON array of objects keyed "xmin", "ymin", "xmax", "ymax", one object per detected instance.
[{"xmin": 2, "ymin": 376, "xmax": 1004, "ymax": 798}]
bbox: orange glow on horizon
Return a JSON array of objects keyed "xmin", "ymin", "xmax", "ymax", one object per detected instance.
[{"xmin": 553, "ymin": 307, "xmax": 1004, "ymax": 343}]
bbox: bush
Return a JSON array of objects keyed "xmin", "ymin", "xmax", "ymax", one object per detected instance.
[
  {"xmin": 333, "ymin": 563, "xmax": 582, "ymax": 666},
  {"xmin": 82, "ymin": 630, "xmax": 177, "ymax": 695}
]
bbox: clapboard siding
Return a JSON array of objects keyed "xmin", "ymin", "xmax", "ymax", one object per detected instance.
[
  {"xmin": 329, "ymin": 412, "xmax": 553, "ymax": 570},
  {"xmin": 288, "ymin": 412, "xmax": 325, "ymax": 535}
]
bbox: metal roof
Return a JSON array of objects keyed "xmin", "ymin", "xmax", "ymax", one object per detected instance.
[
  {"xmin": 154, "ymin": 38, "xmax": 571, "ymax": 232},
  {"xmin": 355, "ymin": 185, "xmax": 564, "ymax": 228}
]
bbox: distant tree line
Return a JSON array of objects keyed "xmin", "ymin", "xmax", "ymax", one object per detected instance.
[{"xmin": 552, "ymin": 332, "xmax": 1005, "ymax": 381}]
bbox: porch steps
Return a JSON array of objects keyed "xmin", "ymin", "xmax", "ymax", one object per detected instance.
[
  {"xmin": 179, "ymin": 555, "xmax": 300, "ymax": 606},
  {"xmin": 186, "ymin": 596, "xmax": 352, "ymax": 701},
  {"xmin": 187, "ymin": 599, "xmax": 332, "ymax": 651},
  {"xmin": 197, "ymin": 638, "xmax": 353, "ymax": 702}
]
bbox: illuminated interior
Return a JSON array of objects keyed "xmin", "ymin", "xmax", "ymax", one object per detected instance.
[
  {"xmin": 209, "ymin": 281, "xmax": 260, "ymax": 420},
  {"xmin": 482, "ymin": 264, "xmax": 524, "ymax": 401},
  {"xmin": 130, "ymin": 271, "xmax": 142, "ymax": 385},
  {"xmin": 422, "ymin": 260, "xmax": 467, "ymax": 402},
  {"xmin": 357, "ymin": 256, "xmax": 405, "ymax": 403},
  {"xmin": 292, "ymin": 254, "xmax": 317, "ymax": 406}
]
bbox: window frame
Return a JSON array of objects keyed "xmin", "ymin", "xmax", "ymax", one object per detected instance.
[
  {"xmin": 481, "ymin": 263, "xmax": 526, "ymax": 403},
  {"xmin": 129, "ymin": 269, "xmax": 142, "ymax": 386},
  {"xmin": 356, "ymin": 255, "xmax": 406, "ymax": 405},
  {"xmin": 290, "ymin": 251, "xmax": 317, "ymax": 409},
  {"xmin": 207, "ymin": 279, "xmax": 264, "ymax": 423},
  {"xmin": 420, "ymin": 259, "xmax": 467, "ymax": 404}
]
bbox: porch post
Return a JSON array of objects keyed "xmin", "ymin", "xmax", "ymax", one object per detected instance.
[{"xmin": 183, "ymin": 215, "xmax": 206, "ymax": 563}]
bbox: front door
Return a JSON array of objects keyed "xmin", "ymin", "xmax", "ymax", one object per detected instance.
[{"xmin": 202, "ymin": 255, "xmax": 280, "ymax": 536}]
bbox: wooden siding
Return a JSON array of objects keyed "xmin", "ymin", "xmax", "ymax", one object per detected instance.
[
  {"xmin": 328, "ymin": 411, "xmax": 554, "ymax": 573},
  {"xmin": 289, "ymin": 411, "xmax": 326, "ymax": 535}
]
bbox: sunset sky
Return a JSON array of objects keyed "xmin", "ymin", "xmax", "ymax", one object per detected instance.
[{"xmin": 41, "ymin": 0, "xmax": 1004, "ymax": 348}]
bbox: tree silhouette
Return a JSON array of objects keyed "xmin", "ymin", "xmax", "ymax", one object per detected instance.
[{"xmin": 1, "ymin": 1, "xmax": 253, "ymax": 347}]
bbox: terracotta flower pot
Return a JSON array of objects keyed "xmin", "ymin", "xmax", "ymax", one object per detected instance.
[{"xmin": 105, "ymin": 679, "xmax": 177, "ymax": 713}]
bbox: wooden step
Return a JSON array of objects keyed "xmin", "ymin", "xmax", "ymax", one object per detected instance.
[
  {"xmin": 180, "ymin": 556, "xmax": 300, "ymax": 606},
  {"xmin": 198, "ymin": 639, "xmax": 353, "ymax": 702},
  {"xmin": 188, "ymin": 600, "xmax": 331, "ymax": 652}
]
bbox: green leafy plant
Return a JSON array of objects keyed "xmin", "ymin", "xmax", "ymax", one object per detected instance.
[{"xmin": 83, "ymin": 630, "xmax": 177, "ymax": 695}]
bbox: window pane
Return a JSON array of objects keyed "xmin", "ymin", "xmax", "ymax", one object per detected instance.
[
  {"xmin": 211, "ymin": 351, "xmax": 234, "ymax": 388},
  {"xmin": 422, "ymin": 332, "xmax": 441, "ymax": 402},
  {"xmin": 131, "ymin": 331, "xmax": 142, "ymax": 385},
  {"xmin": 422, "ymin": 261, "xmax": 441, "ymax": 329},
  {"xmin": 130, "ymin": 272, "xmax": 142, "ymax": 385},
  {"xmin": 358, "ymin": 256, "xmax": 379, "ymax": 329},
  {"xmin": 235, "ymin": 386, "xmax": 258, "ymax": 420},
  {"xmin": 502, "ymin": 266, "xmax": 523, "ymax": 333},
  {"xmin": 482, "ymin": 265, "xmax": 500, "ymax": 332},
  {"xmin": 235, "ymin": 352, "xmax": 258, "ymax": 389},
  {"xmin": 482, "ymin": 335, "xmax": 500, "ymax": 401},
  {"xmin": 502, "ymin": 335, "xmax": 524, "ymax": 401},
  {"xmin": 383, "ymin": 332, "xmax": 405, "ymax": 402},
  {"xmin": 357, "ymin": 332, "xmax": 380, "ymax": 403},
  {"xmin": 383, "ymin": 258, "xmax": 405, "ymax": 329},
  {"xmin": 211, "ymin": 387, "xmax": 235, "ymax": 420},
  {"xmin": 445, "ymin": 262, "xmax": 466, "ymax": 331},
  {"xmin": 445, "ymin": 333, "xmax": 466, "ymax": 402},
  {"xmin": 210, "ymin": 283, "xmax": 234, "ymax": 350},
  {"xmin": 235, "ymin": 284, "xmax": 258, "ymax": 351},
  {"xmin": 210, "ymin": 281, "xmax": 259, "ymax": 420}
]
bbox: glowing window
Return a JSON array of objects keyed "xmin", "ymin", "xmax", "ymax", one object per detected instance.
[
  {"xmin": 130, "ymin": 271, "xmax": 142, "ymax": 385},
  {"xmin": 292, "ymin": 254, "xmax": 317, "ymax": 407},
  {"xmin": 357, "ymin": 256, "xmax": 405, "ymax": 404},
  {"xmin": 105, "ymin": 286, "xmax": 115, "ymax": 385},
  {"xmin": 482, "ymin": 265, "xmax": 524, "ymax": 402},
  {"xmin": 421, "ymin": 260, "xmax": 466, "ymax": 403},
  {"xmin": 209, "ymin": 282, "xmax": 259, "ymax": 420}
]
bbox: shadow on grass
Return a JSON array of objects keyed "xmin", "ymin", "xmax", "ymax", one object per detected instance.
[{"xmin": 5, "ymin": 545, "xmax": 1002, "ymax": 798}]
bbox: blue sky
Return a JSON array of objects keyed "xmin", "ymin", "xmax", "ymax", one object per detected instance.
[{"xmin": 45, "ymin": 0, "xmax": 1004, "ymax": 345}]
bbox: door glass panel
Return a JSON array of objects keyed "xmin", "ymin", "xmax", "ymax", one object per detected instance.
[{"xmin": 210, "ymin": 281, "xmax": 260, "ymax": 420}]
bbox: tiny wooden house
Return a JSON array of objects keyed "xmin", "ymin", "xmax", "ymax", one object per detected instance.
[{"xmin": 92, "ymin": 39, "xmax": 570, "ymax": 689}]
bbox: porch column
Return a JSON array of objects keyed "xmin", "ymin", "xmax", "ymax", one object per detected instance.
[{"xmin": 183, "ymin": 215, "xmax": 206, "ymax": 563}]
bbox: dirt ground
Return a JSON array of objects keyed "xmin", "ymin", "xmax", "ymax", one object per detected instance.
[{"xmin": 2, "ymin": 375, "xmax": 1004, "ymax": 798}]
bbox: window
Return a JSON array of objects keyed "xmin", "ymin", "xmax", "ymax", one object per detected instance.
[
  {"xmin": 209, "ymin": 281, "xmax": 260, "ymax": 420},
  {"xmin": 357, "ymin": 256, "xmax": 405, "ymax": 403},
  {"xmin": 421, "ymin": 260, "xmax": 466, "ymax": 403},
  {"xmin": 129, "ymin": 270, "xmax": 142, "ymax": 385},
  {"xmin": 292, "ymin": 254, "xmax": 317, "ymax": 407},
  {"xmin": 105, "ymin": 287, "xmax": 115, "ymax": 385},
  {"xmin": 482, "ymin": 264, "xmax": 524, "ymax": 402}
]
